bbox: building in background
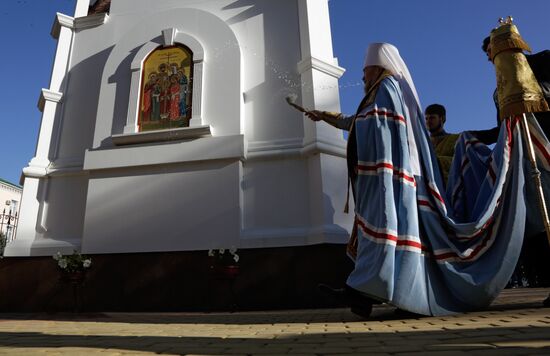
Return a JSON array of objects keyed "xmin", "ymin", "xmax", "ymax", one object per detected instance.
[{"xmin": 0, "ymin": 178, "xmax": 22, "ymax": 242}]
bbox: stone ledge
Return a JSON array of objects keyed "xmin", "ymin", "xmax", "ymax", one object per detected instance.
[{"xmin": 112, "ymin": 125, "xmax": 211, "ymax": 146}]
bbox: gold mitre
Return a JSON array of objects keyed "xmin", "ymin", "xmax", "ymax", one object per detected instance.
[{"xmin": 490, "ymin": 17, "xmax": 549, "ymax": 120}]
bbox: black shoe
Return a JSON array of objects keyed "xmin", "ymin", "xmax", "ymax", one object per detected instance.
[
  {"xmin": 350, "ymin": 304, "xmax": 373, "ymax": 319},
  {"xmin": 318, "ymin": 284, "xmax": 374, "ymax": 318},
  {"xmin": 543, "ymin": 295, "xmax": 550, "ymax": 308}
]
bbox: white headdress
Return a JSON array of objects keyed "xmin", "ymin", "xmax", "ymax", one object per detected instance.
[{"xmin": 364, "ymin": 43, "xmax": 422, "ymax": 176}]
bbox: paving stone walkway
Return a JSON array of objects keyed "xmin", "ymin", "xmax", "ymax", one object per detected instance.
[{"xmin": 0, "ymin": 288, "xmax": 548, "ymax": 355}]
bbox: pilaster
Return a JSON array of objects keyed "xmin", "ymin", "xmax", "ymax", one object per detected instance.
[
  {"xmin": 73, "ymin": 0, "xmax": 91, "ymax": 18},
  {"xmin": 297, "ymin": 0, "xmax": 346, "ymax": 147}
]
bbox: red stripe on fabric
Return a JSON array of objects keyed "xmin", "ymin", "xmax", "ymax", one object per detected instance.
[
  {"xmin": 418, "ymin": 200, "xmax": 434, "ymax": 210},
  {"xmin": 455, "ymin": 216, "xmax": 495, "ymax": 241},
  {"xmin": 356, "ymin": 218, "xmax": 397, "ymax": 242},
  {"xmin": 358, "ymin": 109, "xmax": 406, "ymax": 124},
  {"xmin": 531, "ymin": 134, "xmax": 550, "ymax": 166},
  {"xmin": 434, "ymin": 223, "xmax": 495, "ymax": 261},
  {"xmin": 396, "ymin": 239, "xmax": 423, "ymax": 249},
  {"xmin": 357, "ymin": 163, "xmax": 416, "ymax": 185},
  {"xmin": 429, "ymin": 186, "xmax": 444, "ymax": 204},
  {"xmin": 356, "ymin": 217, "xmax": 426, "ymax": 252}
]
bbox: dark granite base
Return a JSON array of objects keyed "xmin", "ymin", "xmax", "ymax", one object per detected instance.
[{"xmin": 0, "ymin": 244, "xmax": 353, "ymax": 312}]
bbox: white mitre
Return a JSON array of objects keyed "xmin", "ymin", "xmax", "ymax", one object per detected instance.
[{"xmin": 363, "ymin": 42, "xmax": 423, "ymax": 177}]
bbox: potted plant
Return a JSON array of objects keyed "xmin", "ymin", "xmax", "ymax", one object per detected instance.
[
  {"xmin": 53, "ymin": 250, "xmax": 92, "ymax": 284},
  {"xmin": 208, "ymin": 247, "xmax": 240, "ymax": 279}
]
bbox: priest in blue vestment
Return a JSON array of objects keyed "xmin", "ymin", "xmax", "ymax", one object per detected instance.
[{"xmin": 306, "ymin": 42, "xmax": 535, "ymax": 317}]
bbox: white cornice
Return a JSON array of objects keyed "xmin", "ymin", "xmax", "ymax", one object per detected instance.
[
  {"xmin": 245, "ymin": 137, "xmax": 346, "ymax": 161},
  {"xmin": 22, "ymin": 165, "xmax": 48, "ymax": 179},
  {"xmin": 85, "ymin": 134, "xmax": 244, "ymax": 171},
  {"xmin": 51, "ymin": 13, "xmax": 75, "ymax": 39},
  {"xmin": 297, "ymin": 56, "xmax": 346, "ymax": 79},
  {"xmin": 37, "ymin": 89, "xmax": 63, "ymax": 112},
  {"xmin": 51, "ymin": 12, "xmax": 108, "ymax": 38},
  {"xmin": 112, "ymin": 125, "xmax": 212, "ymax": 146},
  {"xmin": 74, "ymin": 13, "xmax": 109, "ymax": 30}
]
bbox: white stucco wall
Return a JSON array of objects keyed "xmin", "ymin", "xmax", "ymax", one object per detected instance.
[{"xmin": 6, "ymin": 0, "xmax": 352, "ymax": 256}]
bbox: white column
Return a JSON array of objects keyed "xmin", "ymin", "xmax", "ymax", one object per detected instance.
[
  {"xmin": 27, "ymin": 14, "xmax": 74, "ymax": 170},
  {"xmin": 297, "ymin": 0, "xmax": 346, "ymax": 146},
  {"xmin": 12, "ymin": 13, "xmax": 76, "ymax": 254},
  {"xmin": 49, "ymin": 14, "xmax": 75, "ymax": 92},
  {"xmin": 297, "ymin": 0, "xmax": 353, "ymax": 244},
  {"xmin": 74, "ymin": 0, "xmax": 90, "ymax": 18},
  {"xmin": 190, "ymin": 60, "xmax": 204, "ymax": 127},
  {"xmin": 124, "ymin": 67, "xmax": 142, "ymax": 133}
]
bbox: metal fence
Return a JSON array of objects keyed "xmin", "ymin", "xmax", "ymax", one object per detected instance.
[{"xmin": 0, "ymin": 209, "xmax": 18, "ymax": 243}]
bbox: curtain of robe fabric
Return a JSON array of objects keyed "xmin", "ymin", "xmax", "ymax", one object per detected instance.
[{"xmin": 345, "ymin": 76, "xmax": 548, "ymax": 316}]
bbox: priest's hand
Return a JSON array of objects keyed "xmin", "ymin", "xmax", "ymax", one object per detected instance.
[{"xmin": 305, "ymin": 110, "xmax": 324, "ymax": 122}]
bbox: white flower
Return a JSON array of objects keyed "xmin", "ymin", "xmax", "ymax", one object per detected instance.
[
  {"xmin": 229, "ymin": 246, "xmax": 237, "ymax": 254},
  {"xmin": 233, "ymin": 254, "xmax": 240, "ymax": 263},
  {"xmin": 219, "ymin": 248, "xmax": 225, "ymax": 254},
  {"xmin": 53, "ymin": 252, "xmax": 63, "ymax": 261},
  {"xmin": 58, "ymin": 260, "xmax": 68, "ymax": 269},
  {"xmin": 82, "ymin": 259, "xmax": 92, "ymax": 268},
  {"xmin": 208, "ymin": 249, "xmax": 215, "ymax": 257}
]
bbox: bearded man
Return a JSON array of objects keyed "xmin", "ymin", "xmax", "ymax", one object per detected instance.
[{"xmin": 425, "ymin": 104, "xmax": 458, "ymax": 184}]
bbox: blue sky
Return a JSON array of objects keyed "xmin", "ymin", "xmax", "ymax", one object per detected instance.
[{"xmin": 0, "ymin": 0, "xmax": 548, "ymax": 185}]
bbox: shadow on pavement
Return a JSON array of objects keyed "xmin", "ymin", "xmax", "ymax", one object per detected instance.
[{"xmin": 0, "ymin": 326, "xmax": 548, "ymax": 354}]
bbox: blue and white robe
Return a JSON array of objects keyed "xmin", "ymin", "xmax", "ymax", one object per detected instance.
[{"xmin": 346, "ymin": 76, "xmax": 548, "ymax": 315}]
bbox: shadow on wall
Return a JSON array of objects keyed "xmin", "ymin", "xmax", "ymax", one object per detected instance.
[
  {"xmin": 56, "ymin": 46, "xmax": 114, "ymax": 157},
  {"xmin": 106, "ymin": 39, "xmax": 162, "ymax": 146},
  {"xmin": 225, "ymin": 0, "xmax": 305, "ymax": 143}
]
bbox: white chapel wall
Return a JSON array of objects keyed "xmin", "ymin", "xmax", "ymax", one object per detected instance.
[{"xmin": 6, "ymin": 0, "xmax": 353, "ymax": 256}]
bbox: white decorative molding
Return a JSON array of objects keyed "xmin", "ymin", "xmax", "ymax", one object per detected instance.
[
  {"xmin": 24, "ymin": 155, "xmax": 85, "ymax": 179},
  {"xmin": 245, "ymin": 137, "xmax": 346, "ymax": 161},
  {"xmin": 3, "ymin": 238, "xmax": 82, "ymax": 257},
  {"xmin": 46, "ymin": 167, "xmax": 87, "ymax": 178},
  {"xmin": 46, "ymin": 157, "xmax": 85, "ymax": 177},
  {"xmin": 248, "ymin": 137, "xmax": 304, "ymax": 152},
  {"xmin": 113, "ymin": 125, "xmax": 211, "ymax": 146},
  {"xmin": 297, "ymin": 56, "xmax": 346, "ymax": 79},
  {"xmin": 37, "ymin": 89, "xmax": 63, "ymax": 112},
  {"xmin": 129, "ymin": 42, "xmax": 160, "ymax": 71},
  {"xmin": 22, "ymin": 165, "xmax": 48, "ymax": 179},
  {"xmin": 162, "ymin": 28, "xmax": 177, "ymax": 47},
  {"xmin": 84, "ymin": 134, "xmax": 244, "ymax": 171},
  {"xmin": 174, "ymin": 33, "xmax": 205, "ymax": 61},
  {"xmin": 302, "ymin": 138, "xmax": 347, "ymax": 158},
  {"xmin": 125, "ymin": 31, "xmax": 206, "ymax": 134},
  {"xmin": 189, "ymin": 60, "xmax": 204, "ymax": 126},
  {"xmin": 74, "ymin": 13, "xmax": 109, "ymax": 30},
  {"xmin": 50, "ymin": 156, "xmax": 84, "ymax": 169},
  {"xmin": 51, "ymin": 13, "xmax": 75, "ymax": 39}
]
